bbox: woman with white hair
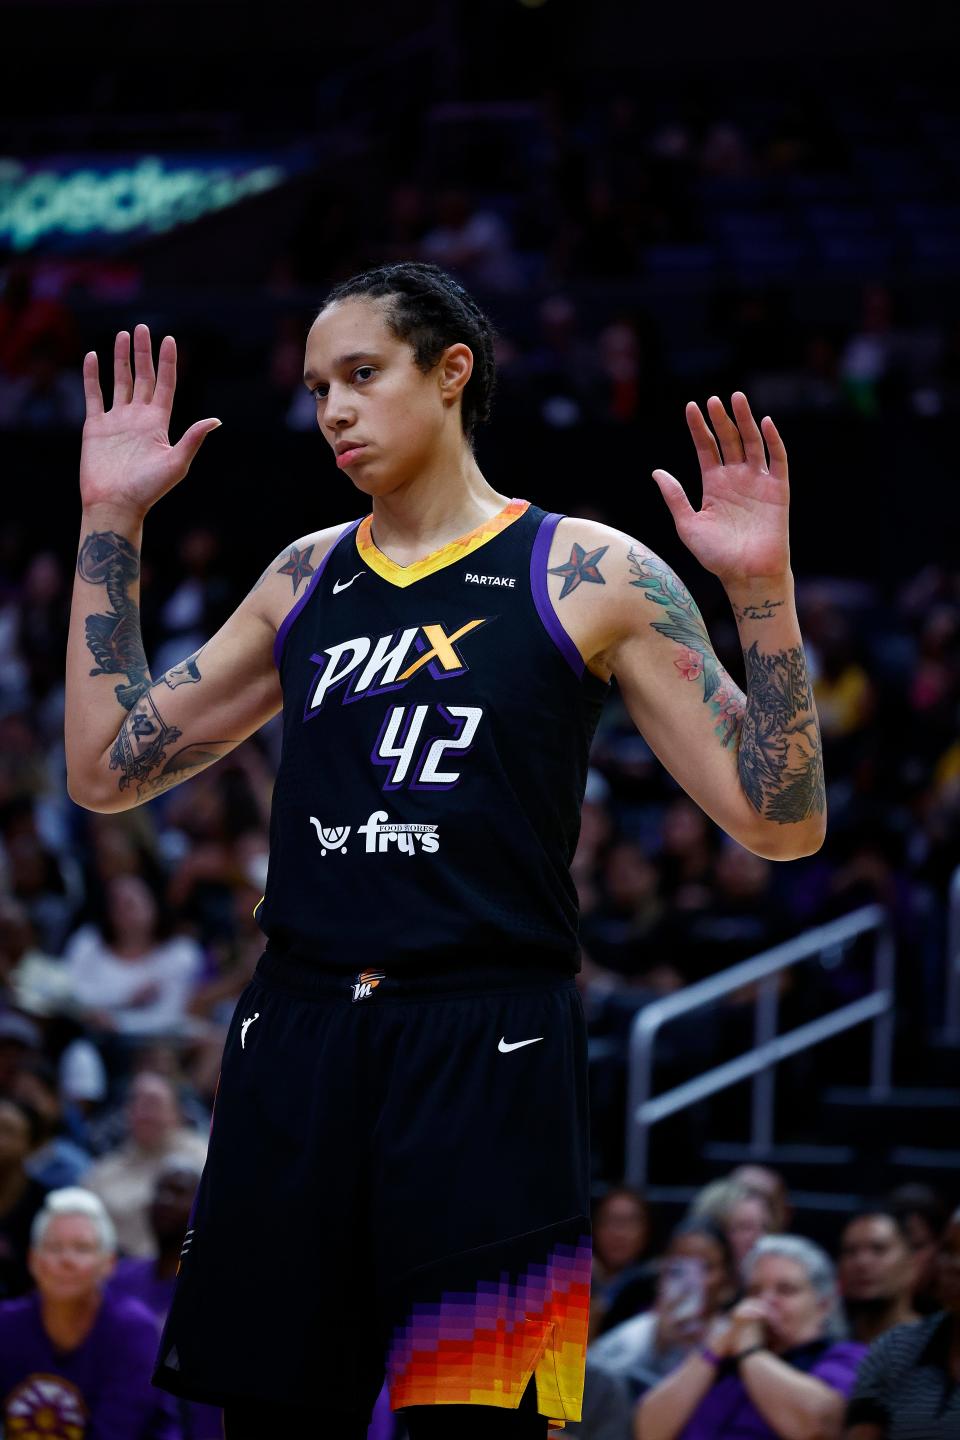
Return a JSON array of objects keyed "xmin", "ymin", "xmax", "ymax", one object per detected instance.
[
  {"xmin": 636, "ymin": 1235, "xmax": 867, "ymax": 1439},
  {"xmin": 0, "ymin": 1187, "xmax": 178, "ymax": 1438}
]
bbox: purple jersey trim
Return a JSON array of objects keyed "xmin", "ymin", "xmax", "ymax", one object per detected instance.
[
  {"xmin": 530, "ymin": 512, "xmax": 585, "ymax": 678},
  {"xmin": 273, "ymin": 520, "xmax": 362, "ymax": 669}
]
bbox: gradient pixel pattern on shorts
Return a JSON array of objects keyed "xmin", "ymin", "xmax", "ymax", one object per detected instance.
[{"xmin": 386, "ymin": 1233, "xmax": 591, "ymax": 1424}]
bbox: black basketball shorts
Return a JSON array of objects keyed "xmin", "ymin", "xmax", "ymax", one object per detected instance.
[{"xmin": 152, "ymin": 950, "xmax": 592, "ymax": 1429}]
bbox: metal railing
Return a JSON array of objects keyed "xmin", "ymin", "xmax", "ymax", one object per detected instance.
[
  {"xmin": 625, "ymin": 905, "xmax": 895, "ymax": 1189},
  {"xmin": 945, "ymin": 865, "xmax": 960, "ymax": 1042}
]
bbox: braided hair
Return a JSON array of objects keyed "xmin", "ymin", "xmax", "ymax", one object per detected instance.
[{"xmin": 320, "ymin": 262, "xmax": 497, "ymax": 444}]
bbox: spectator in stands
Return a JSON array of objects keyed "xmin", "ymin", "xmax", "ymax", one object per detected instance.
[
  {"xmin": 10, "ymin": 1055, "xmax": 92, "ymax": 1190},
  {"xmin": 63, "ymin": 874, "xmax": 203, "ymax": 1042},
  {"xmin": 420, "ymin": 187, "xmax": 522, "ymax": 292},
  {"xmin": 557, "ymin": 1364, "xmax": 635, "ymax": 1440},
  {"xmin": 108, "ymin": 1157, "xmax": 222, "ymax": 1439},
  {"xmin": 0, "ymin": 1096, "xmax": 48, "ymax": 1297},
  {"xmin": 657, "ymin": 798, "xmax": 716, "ymax": 905},
  {"xmin": 591, "ymin": 1186, "xmax": 653, "ymax": 1337},
  {"xmin": 580, "ymin": 842, "xmax": 671, "ymax": 985},
  {"xmin": 150, "ymin": 526, "xmax": 233, "ymax": 679},
  {"xmin": 2, "ymin": 801, "xmax": 80, "ymax": 955},
  {"xmin": 691, "ymin": 1178, "xmax": 777, "ymax": 1268},
  {"xmin": 0, "ymin": 1004, "xmax": 43, "ymax": 1095},
  {"xmin": 0, "ymin": 1187, "xmax": 177, "ymax": 1438},
  {"xmin": 887, "ymin": 1183, "xmax": 950, "ymax": 1314},
  {"xmin": 590, "ymin": 1220, "xmax": 737, "ymax": 1395},
  {"xmin": 81, "ymin": 1071, "xmax": 207, "ymax": 1257},
  {"xmin": 0, "ymin": 896, "xmax": 77, "ymax": 1021},
  {"xmin": 838, "ymin": 1207, "xmax": 919, "ymax": 1344},
  {"xmin": 730, "ymin": 1166, "xmax": 793, "ymax": 1234},
  {"xmin": 636, "ymin": 1235, "xmax": 865, "ymax": 1439},
  {"xmin": 844, "ymin": 1205, "xmax": 960, "ymax": 1438}
]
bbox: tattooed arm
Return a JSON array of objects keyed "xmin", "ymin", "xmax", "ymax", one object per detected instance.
[
  {"xmin": 545, "ymin": 393, "xmax": 825, "ymax": 860},
  {"xmin": 65, "ymin": 324, "xmax": 344, "ymax": 811}
]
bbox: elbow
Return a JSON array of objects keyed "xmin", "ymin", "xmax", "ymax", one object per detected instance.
[
  {"xmin": 66, "ymin": 771, "xmax": 128, "ymax": 815},
  {"xmin": 738, "ymin": 813, "xmax": 827, "ymax": 862}
]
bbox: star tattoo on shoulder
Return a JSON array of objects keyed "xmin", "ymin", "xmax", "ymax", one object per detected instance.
[
  {"xmin": 277, "ymin": 544, "xmax": 315, "ymax": 594},
  {"xmin": 548, "ymin": 542, "xmax": 609, "ymax": 599}
]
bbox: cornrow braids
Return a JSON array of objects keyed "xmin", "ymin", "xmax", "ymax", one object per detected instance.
[{"xmin": 320, "ymin": 262, "xmax": 497, "ymax": 444}]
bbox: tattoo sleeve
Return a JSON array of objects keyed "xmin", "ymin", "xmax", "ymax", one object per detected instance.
[
  {"xmin": 738, "ymin": 642, "xmax": 825, "ymax": 824},
  {"xmin": 628, "ymin": 547, "xmax": 825, "ymax": 823},
  {"xmin": 76, "ymin": 531, "xmax": 151, "ymax": 710},
  {"xmin": 77, "ymin": 531, "xmax": 222, "ymax": 802}
]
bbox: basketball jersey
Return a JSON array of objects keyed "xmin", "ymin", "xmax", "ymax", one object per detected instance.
[{"xmin": 256, "ymin": 498, "xmax": 608, "ymax": 974}]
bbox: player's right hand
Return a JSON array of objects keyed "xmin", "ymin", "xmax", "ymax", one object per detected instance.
[{"xmin": 80, "ymin": 323, "xmax": 221, "ymax": 517}]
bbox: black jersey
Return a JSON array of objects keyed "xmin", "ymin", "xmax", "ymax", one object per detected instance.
[{"xmin": 256, "ymin": 498, "xmax": 607, "ymax": 974}]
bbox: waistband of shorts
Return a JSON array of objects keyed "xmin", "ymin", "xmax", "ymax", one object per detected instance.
[{"xmin": 255, "ymin": 942, "xmax": 579, "ymax": 1001}]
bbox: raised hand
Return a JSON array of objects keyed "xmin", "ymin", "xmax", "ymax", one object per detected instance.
[
  {"xmin": 652, "ymin": 393, "xmax": 790, "ymax": 586},
  {"xmin": 80, "ymin": 324, "xmax": 221, "ymax": 517}
]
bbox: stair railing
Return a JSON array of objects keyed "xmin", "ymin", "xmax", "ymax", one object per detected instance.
[{"xmin": 625, "ymin": 904, "xmax": 894, "ymax": 1189}]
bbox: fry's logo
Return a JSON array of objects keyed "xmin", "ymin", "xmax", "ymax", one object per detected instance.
[
  {"xmin": 305, "ymin": 619, "xmax": 489, "ymax": 715},
  {"xmin": 309, "ymin": 812, "xmax": 439, "ymax": 855}
]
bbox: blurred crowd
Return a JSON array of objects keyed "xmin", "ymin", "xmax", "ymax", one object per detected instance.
[
  {"xmin": 3, "ymin": 79, "xmax": 960, "ymax": 432},
  {"xmin": 1, "ymin": 1137, "xmax": 958, "ymax": 1436},
  {"xmin": 2, "ymin": 64, "xmax": 959, "ymax": 1440},
  {"xmin": 0, "ymin": 521, "xmax": 958, "ymax": 1438}
]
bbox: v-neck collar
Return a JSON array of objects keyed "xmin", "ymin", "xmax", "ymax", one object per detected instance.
[{"xmin": 355, "ymin": 498, "xmax": 529, "ymax": 589}]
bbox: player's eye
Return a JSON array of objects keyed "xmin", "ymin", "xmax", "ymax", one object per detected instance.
[
  {"xmin": 353, "ymin": 366, "xmax": 375, "ymax": 383},
  {"xmin": 311, "ymin": 384, "xmax": 329, "ymax": 401}
]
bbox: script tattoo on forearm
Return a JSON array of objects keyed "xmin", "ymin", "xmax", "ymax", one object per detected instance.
[
  {"xmin": 732, "ymin": 598, "xmax": 785, "ymax": 623},
  {"xmin": 628, "ymin": 547, "xmax": 745, "ymax": 747},
  {"xmin": 738, "ymin": 642, "xmax": 825, "ymax": 824},
  {"xmin": 77, "ymin": 531, "xmax": 150, "ymax": 710}
]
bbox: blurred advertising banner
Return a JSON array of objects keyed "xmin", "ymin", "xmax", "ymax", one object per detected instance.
[{"xmin": 0, "ymin": 151, "xmax": 310, "ymax": 254}]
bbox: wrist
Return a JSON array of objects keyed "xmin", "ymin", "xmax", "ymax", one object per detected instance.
[
  {"xmin": 723, "ymin": 569, "xmax": 794, "ymax": 607},
  {"xmin": 734, "ymin": 1342, "xmax": 768, "ymax": 1365},
  {"xmin": 699, "ymin": 1344, "xmax": 724, "ymax": 1369},
  {"xmin": 81, "ymin": 501, "xmax": 147, "ymax": 532}
]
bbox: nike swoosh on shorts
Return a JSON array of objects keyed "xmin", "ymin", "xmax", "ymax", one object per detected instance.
[{"xmin": 498, "ymin": 1036, "xmax": 544, "ymax": 1053}]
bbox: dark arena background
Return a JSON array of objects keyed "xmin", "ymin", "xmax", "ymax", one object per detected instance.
[{"xmin": 1, "ymin": 2, "xmax": 959, "ymax": 1437}]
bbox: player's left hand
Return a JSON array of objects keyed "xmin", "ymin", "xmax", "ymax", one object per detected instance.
[{"xmin": 652, "ymin": 393, "xmax": 790, "ymax": 588}]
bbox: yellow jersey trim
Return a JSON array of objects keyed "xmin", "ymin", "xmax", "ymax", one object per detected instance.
[{"xmin": 355, "ymin": 498, "xmax": 529, "ymax": 589}]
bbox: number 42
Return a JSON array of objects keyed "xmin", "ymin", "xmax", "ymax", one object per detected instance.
[{"xmin": 372, "ymin": 704, "xmax": 483, "ymax": 791}]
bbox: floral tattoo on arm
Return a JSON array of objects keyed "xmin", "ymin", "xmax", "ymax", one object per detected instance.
[
  {"xmin": 627, "ymin": 546, "xmax": 745, "ymax": 747},
  {"xmin": 627, "ymin": 546, "xmax": 825, "ymax": 821}
]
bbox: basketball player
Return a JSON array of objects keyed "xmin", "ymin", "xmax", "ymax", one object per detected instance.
[{"xmin": 65, "ymin": 263, "xmax": 825, "ymax": 1438}]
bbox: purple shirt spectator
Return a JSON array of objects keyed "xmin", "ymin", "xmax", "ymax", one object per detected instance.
[
  {"xmin": 107, "ymin": 1258, "xmax": 223, "ymax": 1440},
  {"xmin": 0, "ymin": 1289, "xmax": 179, "ymax": 1439},
  {"xmin": 678, "ymin": 1340, "xmax": 865, "ymax": 1438}
]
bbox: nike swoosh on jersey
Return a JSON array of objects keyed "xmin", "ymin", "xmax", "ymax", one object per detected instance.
[
  {"xmin": 332, "ymin": 572, "xmax": 365, "ymax": 594},
  {"xmin": 498, "ymin": 1036, "xmax": 544, "ymax": 1053}
]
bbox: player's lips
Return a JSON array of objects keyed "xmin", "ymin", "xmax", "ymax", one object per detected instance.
[{"xmin": 335, "ymin": 441, "xmax": 367, "ymax": 468}]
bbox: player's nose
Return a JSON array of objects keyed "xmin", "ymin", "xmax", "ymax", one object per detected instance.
[{"xmin": 323, "ymin": 381, "xmax": 356, "ymax": 434}]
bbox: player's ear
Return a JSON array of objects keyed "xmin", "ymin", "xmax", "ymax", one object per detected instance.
[{"xmin": 439, "ymin": 343, "xmax": 474, "ymax": 405}]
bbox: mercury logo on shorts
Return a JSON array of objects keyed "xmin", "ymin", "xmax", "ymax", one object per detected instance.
[{"xmin": 352, "ymin": 969, "xmax": 386, "ymax": 1002}]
